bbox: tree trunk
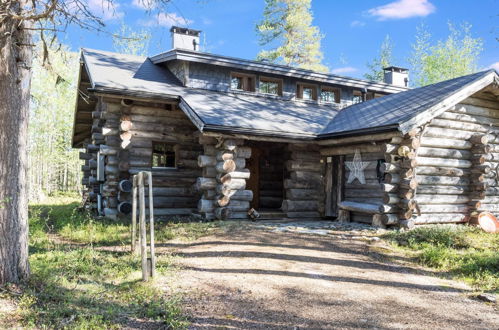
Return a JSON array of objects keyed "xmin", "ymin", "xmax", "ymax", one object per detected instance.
[{"xmin": 0, "ymin": 6, "xmax": 32, "ymax": 284}]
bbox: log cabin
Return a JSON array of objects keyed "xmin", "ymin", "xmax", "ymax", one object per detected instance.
[{"xmin": 73, "ymin": 26, "xmax": 499, "ymax": 228}]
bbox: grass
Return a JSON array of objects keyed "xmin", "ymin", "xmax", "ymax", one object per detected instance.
[
  {"xmin": 383, "ymin": 225, "xmax": 499, "ymax": 294},
  {"xmin": 3, "ymin": 194, "xmax": 224, "ymax": 329}
]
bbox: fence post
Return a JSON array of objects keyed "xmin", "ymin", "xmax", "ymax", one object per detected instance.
[
  {"xmin": 131, "ymin": 175, "xmax": 138, "ymax": 253},
  {"xmin": 147, "ymin": 172, "xmax": 156, "ymax": 278},
  {"xmin": 138, "ymin": 172, "xmax": 148, "ymax": 281}
]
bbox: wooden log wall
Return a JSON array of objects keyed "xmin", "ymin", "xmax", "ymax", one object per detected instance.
[
  {"xmin": 282, "ymin": 144, "xmax": 324, "ymax": 218},
  {"xmin": 320, "ymin": 132, "xmax": 403, "ymax": 227},
  {"xmin": 80, "ymin": 98, "xmax": 203, "ymax": 218},
  {"xmin": 259, "ymin": 144, "xmax": 285, "ymax": 209},
  {"xmin": 409, "ymin": 98, "xmax": 499, "ymax": 226},
  {"xmin": 197, "ymin": 136, "xmax": 252, "ymax": 220}
]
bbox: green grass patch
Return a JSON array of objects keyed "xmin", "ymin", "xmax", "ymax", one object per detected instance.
[
  {"xmin": 9, "ymin": 196, "xmax": 226, "ymax": 329},
  {"xmin": 383, "ymin": 225, "xmax": 499, "ymax": 293}
]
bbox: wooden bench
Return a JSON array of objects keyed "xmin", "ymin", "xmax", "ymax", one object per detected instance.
[{"xmin": 338, "ymin": 201, "xmax": 385, "ymax": 228}]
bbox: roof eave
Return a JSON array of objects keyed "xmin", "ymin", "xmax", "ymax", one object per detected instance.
[{"xmin": 316, "ymin": 124, "xmax": 400, "ymax": 140}]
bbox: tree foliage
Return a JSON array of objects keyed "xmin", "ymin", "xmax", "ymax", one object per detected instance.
[
  {"xmin": 28, "ymin": 42, "xmax": 82, "ymax": 201},
  {"xmin": 113, "ymin": 23, "xmax": 151, "ymax": 56},
  {"xmin": 364, "ymin": 35, "xmax": 393, "ymax": 82},
  {"xmin": 409, "ymin": 22, "xmax": 483, "ymax": 87},
  {"xmin": 256, "ymin": 0, "xmax": 328, "ymax": 72}
]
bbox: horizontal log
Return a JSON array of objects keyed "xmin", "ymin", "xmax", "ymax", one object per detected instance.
[
  {"xmin": 338, "ymin": 201, "xmax": 380, "ymax": 214},
  {"xmin": 145, "ymin": 187, "xmax": 193, "ymax": 197},
  {"xmin": 99, "ymin": 145, "xmax": 118, "ymax": 156},
  {"xmin": 383, "ymin": 194, "xmax": 400, "ymax": 204},
  {"xmin": 380, "ymin": 214, "xmax": 399, "ymax": 225},
  {"xmin": 413, "ymin": 213, "xmax": 468, "ymax": 224},
  {"xmin": 418, "ymin": 204, "xmax": 469, "ymax": 213},
  {"xmin": 425, "ymin": 126, "xmax": 476, "ymax": 140},
  {"xmin": 198, "ymin": 199, "xmax": 215, "ymax": 213},
  {"xmin": 417, "ymin": 147, "xmax": 471, "ymax": 160},
  {"xmin": 416, "ymin": 175, "xmax": 470, "ymax": 186},
  {"xmin": 284, "ymin": 179, "xmax": 319, "ymax": 189},
  {"xmin": 290, "ymin": 171, "xmax": 322, "ymax": 182},
  {"xmin": 420, "ymin": 137, "xmax": 472, "ymax": 150},
  {"xmin": 381, "ymin": 163, "xmax": 399, "ymax": 174},
  {"xmin": 285, "ymin": 161, "xmax": 323, "ymax": 172},
  {"xmin": 202, "ymin": 166, "xmax": 217, "ymax": 178},
  {"xmin": 320, "ymin": 144, "xmax": 383, "ymax": 156},
  {"xmin": 79, "ymin": 152, "xmax": 93, "ymax": 160},
  {"xmin": 216, "ymin": 179, "xmax": 246, "ymax": 192},
  {"xmin": 217, "ymin": 170, "xmax": 250, "ymax": 183},
  {"xmin": 410, "ymin": 166, "xmax": 469, "ymax": 177},
  {"xmin": 413, "ymin": 157, "xmax": 472, "ymax": 168},
  {"xmin": 196, "ymin": 177, "xmax": 217, "ymax": 191},
  {"xmin": 317, "ymin": 131, "xmax": 400, "ymax": 146},
  {"xmin": 416, "ymin": 185, "xmax": 469, "ymax": 195},
  {"xmin": 281, "ymin": 200, "xmax": 318, "ymax": 212},
  {"xmin": 286, "ymin": 188, "xmax": 320, "ymax": 200},
  {"xmin": 414, "ymin": 194, "xmax": 470, "ymax": 204},
  {"xmin": 148, "ymin": 208, "xmax": 196, "ymax": 216}
]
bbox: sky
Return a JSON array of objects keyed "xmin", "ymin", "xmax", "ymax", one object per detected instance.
[{"xmin": 62, "ymin": 0, "xmax": 499, "ymax": 79}]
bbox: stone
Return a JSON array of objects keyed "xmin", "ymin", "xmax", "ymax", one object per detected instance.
[{"xmin": 477, "ymin": 293, "xmax": 496, "ymax": 303}]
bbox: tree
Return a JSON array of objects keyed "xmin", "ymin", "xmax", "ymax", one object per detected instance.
[
  {"xmin": 364, "ymin": 35, "xmax": 393, "ymax": 82},
  {"xmin": 28, "ymin": 43, "xmax": 82, "ymax": 201},
  {"xmin": 113, "ymin": 23, "xmax": 151, "ymax": 56},
  {"xmin": 256, "ymin": 0, "xmax": 328, "ymax": 72},
  {"xmin": 409, "ymin": 22, "xmax": 483, "ymax": 87},
  {"xmin": 0, "ymin": 0, "xmax": 171, "ymax": 284}
]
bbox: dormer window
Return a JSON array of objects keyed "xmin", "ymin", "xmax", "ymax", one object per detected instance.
[
  {"xmin": 320, "ymin": 86, "xmax": 340, "ymax": 103},
  {"xmin": 259, "ymin": 76, "xmax": 282, "ymax": 95},
  {"xmin": 352, "ymin": 90, "xmax": 363, "ymax": 104},
  {"xmin": 230, "ymin": 72, "xmax": 255, "ymax": 92},
  {"xmin": 297, "ymin": 83, "xmax": 318, "ymax": 101}
]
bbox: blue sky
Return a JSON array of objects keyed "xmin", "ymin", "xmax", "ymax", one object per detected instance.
[{"xmin": 64, "ymin": 0, "xmax": 498, "ymax": 79}]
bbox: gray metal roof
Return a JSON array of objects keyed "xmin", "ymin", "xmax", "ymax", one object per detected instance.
[
  {"xmin": 320, "ymin": 69, "xmax": 498, "ymax": 137},
  {"xmin": 79, "ymin": 48, "xmax": 498, "ymax": 141}
]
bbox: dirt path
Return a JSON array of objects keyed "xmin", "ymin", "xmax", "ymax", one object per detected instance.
[{"xmin": 162, "ymin": 223, "xmax": 498, "ymax": 329}]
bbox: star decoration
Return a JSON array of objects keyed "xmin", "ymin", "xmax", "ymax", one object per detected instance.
[{"xmin": 345, "ymin": 149, "xmax": 371, "ymax": 184}]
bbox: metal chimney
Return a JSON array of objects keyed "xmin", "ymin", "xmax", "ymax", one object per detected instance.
[{"xmin": 383, "ymin": 66, "xmax": 409, "ymax": 87}]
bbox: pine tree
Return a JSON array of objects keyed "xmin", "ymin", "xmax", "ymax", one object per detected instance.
[
  {"xmin": 409, "ymin": 22, "xmax": 483, "ymax": 87},
  {"xmin": 256, "ymin": 0, "xmax": 328, "ymax": 72},
  {"xmin": 364, "ymin": 35, "xmax": 393, "ymax": 82}
]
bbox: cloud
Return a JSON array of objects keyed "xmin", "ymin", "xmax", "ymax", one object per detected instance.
[
  {"xmin": 88, "ymin": 0, "xmax": 123, "ymax": 20},
  {"xmin": 331, "ymin": 67, "xmax": 358, "ymax": 74},
  {"xmin": 202, "ymin": 17, "xmax": 213, "ymax": 25},
  {"xmin": 131, "ymin": 0, "xmax": 156, "ymax": 10},
  {"xmin": 490, "ymin": 62, "xmax": 499, "ymax": 72},
  {"xmin": 368, "ymin": 0, "xmax": 435, "ymax": 20},
  {"xmin": 141, "ymin": 12, "xmax": 193, "ymax": 27},
  {"xmin": 350, "ymin": 20, "xmax": 366, "ymax": 27}
]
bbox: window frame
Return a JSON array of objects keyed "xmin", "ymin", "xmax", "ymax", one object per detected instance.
[
  {"xmin": 230, "ymin": 72, "xmax": 256, "ymax": 92},
  {"xmin": 296, "ymin": 83, "xmax": 318, "ymax": 101},
  {"xmin": 319, "ymin": 86, "xmax": 341, "ymax": 104},
  {"xmin": 352, "ymin": 90, "xmax": 363, "ymax": 104},
  {"xmin": 151, "ymin": 141, "xmax": 177, "ymax": 169},
  {"xmin": 258, "ymin": 76, "xmax": 283, "ymax": 96}
]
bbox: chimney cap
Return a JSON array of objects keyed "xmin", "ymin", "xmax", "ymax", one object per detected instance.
[
  {"xmin": 383, "ymin": 66, "xmax": 409, "ymax": 73},
  {"xmin": 170, "ymin": 26, "xmax": 202, "ymax": 36}
]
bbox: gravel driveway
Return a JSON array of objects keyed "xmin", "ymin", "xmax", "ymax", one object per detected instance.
[{"xmin": 164, "ymin": 221, "xmax": 498, "ymax": 329}]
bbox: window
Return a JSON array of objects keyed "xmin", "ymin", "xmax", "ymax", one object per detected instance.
[
  {"xmin": 230, "ymin": 72, "xmax": 255, "ymax": 92},
  {"xmin": 297, "ymin": 83, "xmax": 318, "ymax": 101},
  {"xmin": 320, "ymin": 86, "xmax": 340, "ymax": 103},
  {"xmin": 352, "ymin": 90, "xmax": 363, "ymax": 104},
  {"xmin": 259, "ymin": 77, "xmax": 282, "ymax": 95},
  {"xmin": 152, "ymin": 142, "xmax": 176, "ymax": 168}
]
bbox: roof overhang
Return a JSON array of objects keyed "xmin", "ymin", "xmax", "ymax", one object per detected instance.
[{"xmin": 150, "ymin": 49, "xmax": 408, "ymax": 94}]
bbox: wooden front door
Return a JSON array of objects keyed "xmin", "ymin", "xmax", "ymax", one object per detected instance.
[{"xmin": 246, "ymin": 147, "xmax": 261, "ymax": 208}]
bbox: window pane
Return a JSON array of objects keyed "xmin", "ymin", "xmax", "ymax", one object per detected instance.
[
  {"xmin": 152, "ymin": 143, "xmax": 175, "ymax": 167},
  {"xmin": 320, "ymin": 90, "xmax": 336, "ymax": 103},
  {"xmin": 302, "ymin": 87, "xmax": 314, "ymax": 100},
  {"xmin": 231, "ymin": 76, "xmax": 243, "ymax": 90},
  {"xmin": 260, "ymin": 80, "xmax": 279, "ymax": 95},
  {"xmin": 352, "ymin": 95, "xmax": 362, "ymax": 104}
]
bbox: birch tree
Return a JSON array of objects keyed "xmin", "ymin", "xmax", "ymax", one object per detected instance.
[
  {"xmin": 409, "ymin": 22, "xmax": 483, "ymax": 87},
  {"xmin": 256, "ymin": 0, "xmax": 328, "ymax": 72},
  {"xmin": 364, "ymin": 35, "xmax": 393, "ymax": 82}
]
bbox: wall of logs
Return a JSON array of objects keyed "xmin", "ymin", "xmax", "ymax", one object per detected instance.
[
  {"xmin": 80, "ymin": 97, "xmax": 202, "ymax": 219},
  {"xmin": 196, "ymin": 136, "xmax": 253, "ymax": 220},
  {"xmin": 282, "ymin": 144, "xmax": 324, "ymax": 218}
]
